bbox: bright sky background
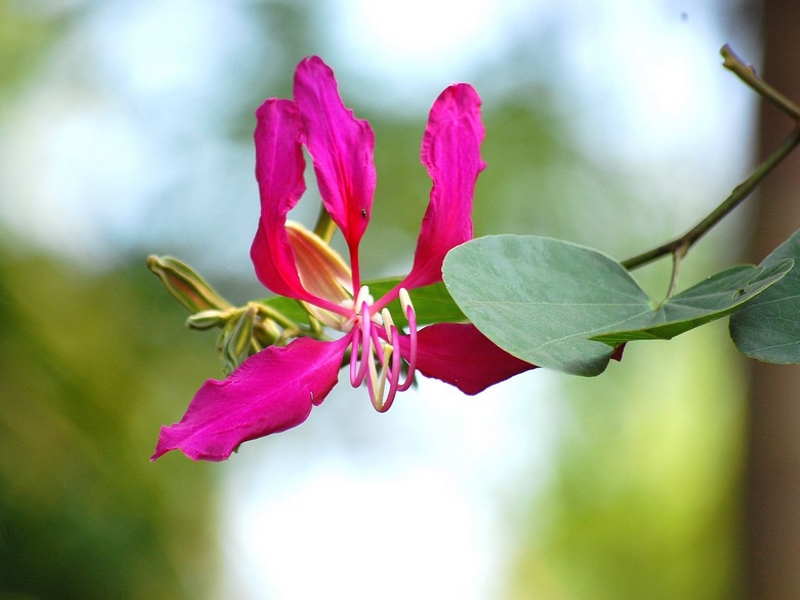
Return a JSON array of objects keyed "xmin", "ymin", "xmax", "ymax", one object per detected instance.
[
  {"xmin": 0, "ymin": 0, "xmax": 753, "ymax": 270},
  {"xmin": 0, "ymin": 0, "xmax": 758, "ymax": 598}
]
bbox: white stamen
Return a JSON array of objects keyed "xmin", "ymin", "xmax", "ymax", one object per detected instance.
[
  {"xmin": 399, "ymin": 287, "xmax": 413, "ymax": 315},
  {"xmin": 353, "ymin": 285, "xmax": 374, "ymax": 316},
  {"xmin": 381, "ymin": 308, "xmax": 394, "ymax": 337}
]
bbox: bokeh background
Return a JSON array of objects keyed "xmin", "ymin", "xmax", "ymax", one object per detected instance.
[{"xmin": 2, "ymin": 0, "xmax": 795, "ymax": 598}]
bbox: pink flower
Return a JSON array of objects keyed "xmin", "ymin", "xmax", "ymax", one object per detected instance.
[{"xmin": 152, "ymin": 57, "xmax": 535, "ymax": 461}]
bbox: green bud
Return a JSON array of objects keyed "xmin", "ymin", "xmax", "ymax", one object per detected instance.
[
  {"xmin": 252, "ymin": 317, "xmax": 282, "ymax": 347},
  {"xmin": 146, "ymin": 255, "xmax": 232, "ymax": 314},
  {"xmin": 217, "ymin": 306, "xmax": 257, "ymax": 375},
  {"xmin": 186, "ymin": 309, "xmax": 228, "ymax": 331}
]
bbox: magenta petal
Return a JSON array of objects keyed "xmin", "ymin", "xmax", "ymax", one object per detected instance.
[
  {"xmin": 252, "ymin": 98, "xmax": 308, "ymax": 299},
  {"xmin": 399, "ymin": 323, "xmax": 535, "ymax": 396},
  {"xmin": 401, "ymin": 84, "xmax": 486, "ymax": 290},
  {"xmin": 151, "ymin": 336, "xmax": 349, "ymax": 462},
  {"xmin": 293, "ymin": 56, "xmax": 376, "ymax": 250},
  {"xmin": 251, "ymin": 98, "xmax": 341, "ymax": 311}
]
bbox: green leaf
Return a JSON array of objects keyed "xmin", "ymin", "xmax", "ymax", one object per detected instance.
[
  {"xmin": 444, "ymin": 235, "xmax": 791, "ymax": 377},
  {"xmin": 730, "ymin": 229, "xmax": 800, "ymax": 363},
  {"xmin": 367, "ymin": 278, "xmax": 466, "ymax": 325},
  {"xmin": 258, "ymin": 279, "xmax": 465, "ymax": 327},
  {"xmin": 593, "ymin": 261, "xmax": 793, "ymax": 345},
  {"xmin": 443, "ymin": 235, "xmax": 654, "ymax": 376},
  {"xmin": 259, "ymin": 295, "xmax": 309, "ymax": 323}
]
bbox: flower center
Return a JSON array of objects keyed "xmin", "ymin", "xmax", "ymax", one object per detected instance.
[{"xmin": 348, "ymin": 286, "xmax": 418, "ymax": 412}]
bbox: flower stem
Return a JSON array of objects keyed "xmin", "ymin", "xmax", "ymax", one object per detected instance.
[
  {"xmin": 313, "ymin": 204, "xmax": 337, "ymax": 244},
  {"xmin": 252, "ymin": 302, "xmax": 304, "ymax": 332},
  {"xmin": 622, "ymin": 46, "xmax": 800, "ymax": 273}
]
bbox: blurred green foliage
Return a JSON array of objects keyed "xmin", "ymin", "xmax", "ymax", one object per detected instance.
[
  {"xmin": 0, "ymin": 0, "xmax": 64, "ymax": 98},
  {"xmin": 507, "ymin": 324, "xmax": 745, "ymax": 599},
  {"xmin": 0, "ymin": 0, "xmax": 749, "ymax": 597},
  {"xmin": 0, "ymin": 249, "xmax": 217, "ymax": 599}
]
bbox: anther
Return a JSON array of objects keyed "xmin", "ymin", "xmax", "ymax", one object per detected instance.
[
  {"xmin": 399, "ymin": 288, "xmax": 412, "ymax": 315},
  {"xmin": 354, "ymin": 285, "xmax": 371, "ymax": 315},
  {"xmin": 381, "ymin": 308, "xmax": 394, "ymax": 338}
]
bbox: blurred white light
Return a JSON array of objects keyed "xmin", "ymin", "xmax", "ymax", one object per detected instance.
[
  {"xmin": 330, "ymin": 0, "xmax": 536, "ymax": 105},
  {"xmin": 219, "ymin": 372, "xmax": 559, "ymax": 600}
]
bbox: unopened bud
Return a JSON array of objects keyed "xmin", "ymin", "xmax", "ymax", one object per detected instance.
[
  {"xmin": 186, "ymin": 309, "xmax": 228, "ymax": 330},
  {"xmin": 146, "ymin": 255, "xmax": 231, "ymax": 314},
  {"xmin": 252, "ymin": 317, "xmax": 282, "ymax": 347},
  {"xmin": 217, "ymin": 306, "xmax": 257, "ymax": 375}
]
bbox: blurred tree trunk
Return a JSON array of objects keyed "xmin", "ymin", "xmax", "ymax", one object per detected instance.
[{"xmin": 745, "ymin": 1, "xmax": 800, "ymax": 598}]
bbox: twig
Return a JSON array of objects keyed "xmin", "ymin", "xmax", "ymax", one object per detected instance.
[
  {"xmin": 665, "ymin": 242, "xmax": 688, "ymax": 299},
  {"xmin": 313, "ymin": 205, "xmax": 337, "ymax": 243},
  {"xmin": 622, "ymin": 46, "xmax": 800, "ymax": 272},
  {"xmin": 721, "ymin": 44, "xmax": 800, "ymax": 121}
]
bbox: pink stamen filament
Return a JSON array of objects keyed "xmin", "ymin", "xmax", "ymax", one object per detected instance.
[
  {"xmin": 364, "ymin": 314, "xmax": 404, "ymax": 412},
  {"xmin": 396, "ymin": 302, "xmax": 417, "ymax": 392},
  {"xmin": 364, "ymin": 324, "xmax": 388, "ymax": 410},
  {"xmin": 349, "ymin": 300, "xmax": 372, "ymax": 387},
  {"xmin": 348, "ymin": 329, "xmax": 361, "ymax": 386},
  {"xmin": 369, "ymin": 325, "xmax": 387, "ymax": 365},
  {"xmin": 378, "ymin": 325, "xmax": 402, "ymax": 412},
  {"xmin": 347, "ymin": 287, "xmax": 419, "ymax": 411},
  {"xmin": 367, "ymin": 342, "xmax": 393, "ymax": 412}
]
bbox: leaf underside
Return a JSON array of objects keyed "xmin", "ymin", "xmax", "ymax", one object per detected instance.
[
  {"xmin": 444, "ymin": 235, "xmax": 791, "ymax": 377},
  {"xmin": 730, "ymin": 229, "xmax": 800, "ymax": 363}
]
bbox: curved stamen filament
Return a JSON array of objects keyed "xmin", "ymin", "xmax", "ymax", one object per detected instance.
[
  {"xmin": 379, "ymin": 325, "xmax": 402, "ymax": 412},
  {"xmin": 349, "ymin": 300, "xmax": 372, "ymax": 387},
  {"xmin": 366, "ymin": 315, "xmax": 405, "ymax": 412},
  {"xmin": 369, "ymin": 324, "xmax": 387, "ymax": 366},
  {"xmin": 397, "ymin": 289, "xmax": 417, "ymax": 392},
  {"xmin": 348, "ymin": 287, "xmax": 418, "ymax": 411},
  {"xmin": 348, "ymin": 330, "xmax": 361, "ymax": 386},
  {"xmin": 367, "ymin": 341, "xmax": 393, "ymax": 412}
]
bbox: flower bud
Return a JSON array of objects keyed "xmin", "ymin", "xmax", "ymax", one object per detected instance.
[
  {"xmin": 186, "ymin": 309, "xmax": 228, "ymax": 331},
  {"xmin": 217, "ymin": 306, "xmax": 257, "ymax": 375},
  {"xmin": 146, "ymin": 255, "xmax": 232, "ymax": 314},
  {"xmin": 253, "ymin": 318, "xmax": 282, "ymax": 347}
]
